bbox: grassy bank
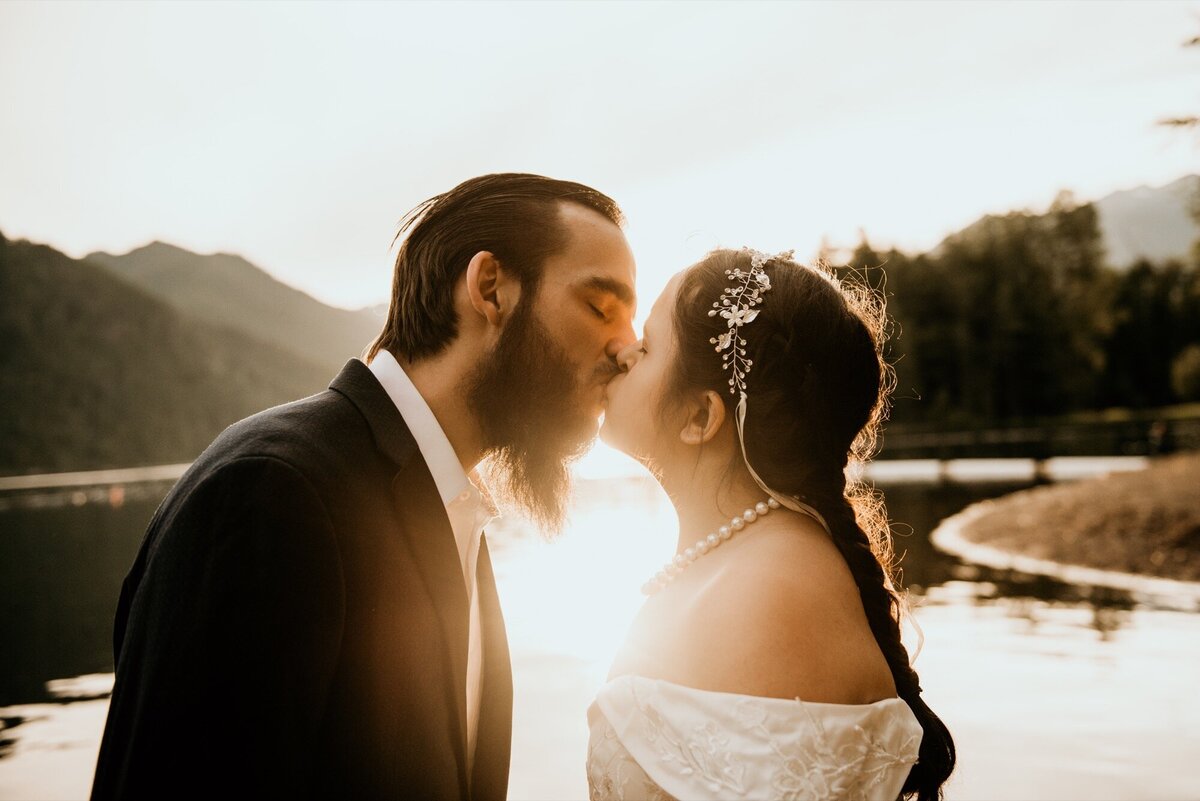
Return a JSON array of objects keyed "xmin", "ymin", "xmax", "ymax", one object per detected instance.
[{"xmin": 957, "ymin": 452, "xmax": 1200, "ymax": 582}]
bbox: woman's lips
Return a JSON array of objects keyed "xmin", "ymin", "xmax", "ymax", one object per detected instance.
[{"xmin": 601, "ymin": 378, "xmax": 620, "ymax": 405}]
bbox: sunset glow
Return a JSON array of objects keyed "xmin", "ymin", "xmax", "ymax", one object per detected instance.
[{"xmin": 2, "ymin": 1, "xmax": 1197, "ymax": 312}]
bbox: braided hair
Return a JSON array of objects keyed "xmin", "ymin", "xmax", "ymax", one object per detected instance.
[{"xmin": 667, "ymin": 249, "xmax": 955, "ymax": 801}]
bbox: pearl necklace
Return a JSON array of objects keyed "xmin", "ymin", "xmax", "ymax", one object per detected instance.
[{"xmin": 642, "ymin": 497, "xmax": 781, "ymax": 595}]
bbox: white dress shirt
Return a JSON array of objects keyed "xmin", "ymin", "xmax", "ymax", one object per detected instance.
[{"xmin": 366, "ymin": 350, "xmax": 494, "ymax": 775}]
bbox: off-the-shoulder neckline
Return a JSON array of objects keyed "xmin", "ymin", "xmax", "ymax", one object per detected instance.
[{"xmin": 603, "ymin": 673, "xmax": 911, "ymax": 710}]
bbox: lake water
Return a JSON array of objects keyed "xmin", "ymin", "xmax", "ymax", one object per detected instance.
[{"xmin": 1, "ymin": 460, "xmax": 1197, "ymax": 800}]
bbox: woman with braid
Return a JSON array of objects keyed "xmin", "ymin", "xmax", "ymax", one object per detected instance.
[{"xmin": 588, "ymin": 249, "xmax": 955, "ymax": 800}]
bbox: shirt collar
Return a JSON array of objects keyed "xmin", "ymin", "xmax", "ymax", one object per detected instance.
[{"xmin": 366, "ymin": 350, "xmax": 470, "ymax": 508}]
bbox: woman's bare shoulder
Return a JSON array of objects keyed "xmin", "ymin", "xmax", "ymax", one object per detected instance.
[{"xmin": 664, "ymin": 525, "xmax": 897, "ymax": 704}]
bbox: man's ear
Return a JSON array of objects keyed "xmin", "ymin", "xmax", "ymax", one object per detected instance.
[
  {"xmin": 465, "ymin": 251, "xmax": 519, "ymax": 327},
  {"xmin": 679, "ymin": 390, "xmax": 727, "ymax": 446}
]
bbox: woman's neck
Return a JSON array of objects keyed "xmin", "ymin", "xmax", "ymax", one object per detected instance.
[{"xmin": 659, "ymin": 463, "xmax": 769, "ymax": 555}]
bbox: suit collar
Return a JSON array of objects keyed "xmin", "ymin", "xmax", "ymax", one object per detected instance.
[
  {"xmin": 329, "ymin": 359, "xmax": 419, "ymax": 468},
  {"xmin": 367, "ymin": 349, "xmax": 471, "ymax": 506}
]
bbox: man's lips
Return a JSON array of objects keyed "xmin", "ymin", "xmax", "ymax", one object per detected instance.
[{"xmin": 599, "ymin": 374, "xmax": 622, "ymax": 403}]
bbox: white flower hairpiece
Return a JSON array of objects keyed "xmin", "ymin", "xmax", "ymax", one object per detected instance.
[
  {"xmin": 707, "ymin": 248, "xmax": 791, "ymax": 397},
  {"xmin": 707, "ymin": 247, "xmax": 833, "ymax": 539}
]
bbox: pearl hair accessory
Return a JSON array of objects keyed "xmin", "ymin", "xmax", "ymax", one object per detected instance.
[
  {"xmin": 707, "ymin": 248, "xmax": 785, "ymax": 398},
  {"xmin": 642, "ymin": 497, "xmax": 781, "ymax": 595},
  {"xmin": 710, "ymin": 248, "xmax": 835, "ymax": 540}
]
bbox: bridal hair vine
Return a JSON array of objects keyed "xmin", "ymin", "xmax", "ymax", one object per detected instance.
[
  {"xmin": 708, "ymin": 247, "xmax": 834, "ymax": 539},
  {"xmin": 707, "ymin": 248, "xmax": 791, "ymax": 398}
]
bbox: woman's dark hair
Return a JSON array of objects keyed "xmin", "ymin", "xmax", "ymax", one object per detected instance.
[
  {"xmin": 668, "ymin": 249, "xmax": 955, "ymax": 801},
  {"xmin": 367, "ymin": 173, "xmax": 624, "ymax": 363}
]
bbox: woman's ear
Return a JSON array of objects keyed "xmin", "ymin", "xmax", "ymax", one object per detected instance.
[
  {"xmin": 679, "ymin": 390, "xmax": 727, "ymax": 445},
  {"xmin": 465, "ymin": 251, "xmax": 519, "ymax": 327}
]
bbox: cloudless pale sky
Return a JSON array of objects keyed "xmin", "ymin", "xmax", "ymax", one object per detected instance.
[{"xmin": 2, "ymin": 0, "xmax": 1197, "ymax": 311}]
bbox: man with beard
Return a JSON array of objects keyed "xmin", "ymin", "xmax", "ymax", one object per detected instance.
[{"xmin": 90, "ymin": 174, "xmax": 637, "ymax": 801}]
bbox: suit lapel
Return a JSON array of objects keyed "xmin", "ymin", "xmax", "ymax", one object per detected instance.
[
  {"xmin": 390, "ymin": 466, "xmax": 472, "ymax": 798},
  {"xmin": 331, "ymin": 360, "xmax": 473, "ymax": 796},
  {"xmin": 471, "ymin": 535, "xmax": 513, "ymax": 801}
]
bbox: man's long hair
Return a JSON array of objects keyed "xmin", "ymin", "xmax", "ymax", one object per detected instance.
[{"xmin": 367, "ymin": 173, "xmax": 623, "ymax": 363}]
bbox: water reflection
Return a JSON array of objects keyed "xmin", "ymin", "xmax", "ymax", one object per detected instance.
[
  {"xmin": 881, "ymin": 481, "xmax": 1145, "ymax": 640},
  {"xmin": 0, "ymin": 717, "xmax": 19, "ymax": 760},
  {"xmin": 0, "ymin": 487, "xmax": 173, "ymax": 706},
  {"xmin": 1, "ymin": 466, "xmax": 1198, "ymax": 800},
  {"xmin": 0, "ymin": 472, "xmax": 1164, "ymax": 708}
]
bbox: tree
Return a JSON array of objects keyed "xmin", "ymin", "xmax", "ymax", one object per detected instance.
[
  {"xmin": 1158, "ymin": 32, "xmax": 1200, "ymax": 132},
  {"xmin": 1172, "ymin": 343, "xmax": 1200, "ymax": 402}
]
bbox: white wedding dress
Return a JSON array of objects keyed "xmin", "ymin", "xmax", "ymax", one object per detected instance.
[{"xmin": 586, "ymin": 675, "xmax": 922, "ymax": 801}]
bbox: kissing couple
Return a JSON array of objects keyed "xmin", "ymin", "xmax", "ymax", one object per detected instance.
[{"xmin": 90, "ymin": 174, "xmax": 955, "ymax": 800}]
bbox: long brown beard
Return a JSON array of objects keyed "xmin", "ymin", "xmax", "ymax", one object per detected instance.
[{"xmin": 463, "ymin": 298, "xmax": 597, "ymax": 533}]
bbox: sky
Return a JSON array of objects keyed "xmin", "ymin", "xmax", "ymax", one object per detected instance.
[{"xmin": 1, "ymin": 0, "xmax": 1198, "ymax": 312}]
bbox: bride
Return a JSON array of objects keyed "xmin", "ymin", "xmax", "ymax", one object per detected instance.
[{"xmin": 589, "ymin": 249, "xmax": 956, "ymax": 800}]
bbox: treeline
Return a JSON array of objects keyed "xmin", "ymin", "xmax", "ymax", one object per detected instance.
[{"xmin": 841, "ymin": 196, "xmax": 1200, "ymax": 428}]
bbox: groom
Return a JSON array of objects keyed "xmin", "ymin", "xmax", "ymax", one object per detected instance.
[{"xmin": 90, "ymin": 174, "xmax": 637, "ymax": 800}]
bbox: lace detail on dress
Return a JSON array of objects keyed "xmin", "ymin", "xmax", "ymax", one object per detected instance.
[
  {"xmin": 641, "ymin": 702, "xmax": 746, "ymax": 795},
  {"xmin": 587, "ymin": 676, "xmax": 922, "ymax": 801},
  {"xmin": 588, "ymin": 706, "xmax": 676, "ymax": 801},
  {"xmin": 766, "ymin": 698, "xmax": 921, "ymax": 799}
]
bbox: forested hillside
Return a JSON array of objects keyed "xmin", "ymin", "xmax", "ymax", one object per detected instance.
[
  {"xmin": 0, "ymin": 233, "xmax": 332, "ymax": 474},
  {"xmin": 87, "ymin": 241, "xmax": 380, "ymax": 374},
  {"xmin": 845, "ymin": 196, "xmax": 1200, "ymax": 427},
  {"xmin": 3, "ymin": 174, "xmax": 1199, "ymax": 474}
]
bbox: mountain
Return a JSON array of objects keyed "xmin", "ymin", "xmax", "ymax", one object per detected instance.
[
  {"xmin": 928, "ymin": 175, "xmax": 1198, "ymax": 268},
  {"xmin": 86, "ymin": 242, "xmax": 383, "ymax": 374},
  {"xmin": 0, "ymin": 232, "xmax": 331, "ymax": 475},
  {"xmin": 1093, "ymin": 175, "xmax": 1199, "ymax": 268}
]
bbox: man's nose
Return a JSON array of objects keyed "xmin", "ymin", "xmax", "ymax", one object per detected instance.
[{"xmin": 606, "ymin": 319, "xmax": 637, "ymax": 360}]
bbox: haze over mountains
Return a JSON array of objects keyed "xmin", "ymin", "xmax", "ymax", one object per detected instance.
[
  {"xmin": 1, "ymin": 174, "xmax": 1196, "ymax": 475},
  {"xmin": 1094, "ymin": 175, "xmax": 1199, "ymax": 268},
  {"xmin": 0, "ymin": 233, "xmax": 334, "ymax": 474},
  {"xmin": 926, "ymin": 175, "xmax": 1198, "ymax": 266},
  {"xmin": 85, "ymin": 242, "xmax": 382, "ymax": 373}
]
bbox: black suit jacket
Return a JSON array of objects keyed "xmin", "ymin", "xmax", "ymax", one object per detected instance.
[{"xmin": 91, "ymin": 360, "xmax": 513, "ymax": 801}]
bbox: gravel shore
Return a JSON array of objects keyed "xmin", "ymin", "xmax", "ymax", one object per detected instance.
[{"xmin": 956, "ymin": 452, "xmax": 1200, "ymax": 582}]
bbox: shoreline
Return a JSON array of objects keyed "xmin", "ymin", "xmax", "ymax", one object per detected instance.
[
  {"xmin": 1, "ymin": 455, "xmax": 1150, "ymax": 490},
  {"xmin": 930, "ymin": 453, "xmax": 1200, "ymax": 612}
]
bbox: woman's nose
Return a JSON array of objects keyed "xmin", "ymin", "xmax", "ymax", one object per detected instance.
[{"xmin": 615, "ymin": 339, "xmax": 643, "ymax": 371}]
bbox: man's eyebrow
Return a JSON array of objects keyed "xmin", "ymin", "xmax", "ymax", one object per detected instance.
[{"xmin": 578, "ymin": 276, "xmax": 636, "ymax": 311}]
